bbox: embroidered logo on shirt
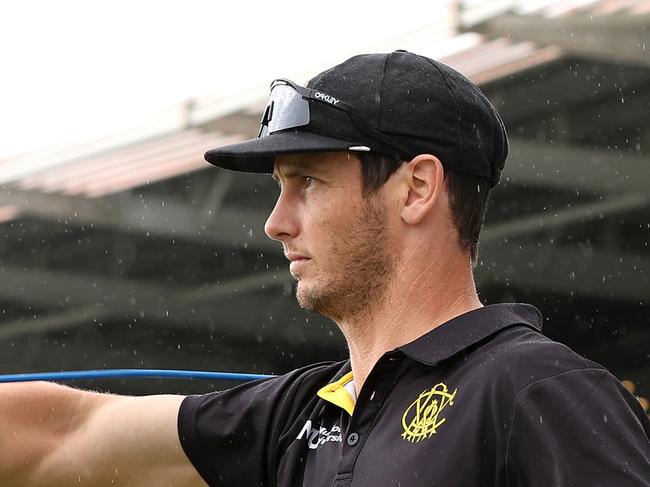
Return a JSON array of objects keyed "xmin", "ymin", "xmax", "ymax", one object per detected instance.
[
  {"xmin": 401, "ymin": 382, "xmax": 457, "ymax": 442},
  {"xmin": 296, "ymin": 419, "xmax": 343, "ymax": 449}
]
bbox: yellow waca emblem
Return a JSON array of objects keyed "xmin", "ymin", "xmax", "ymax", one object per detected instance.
[{"xmin": 401, "ymin": 382, "xmax": 457, "ymax": 443}]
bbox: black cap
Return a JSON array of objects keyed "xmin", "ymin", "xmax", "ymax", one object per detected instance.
[{"xmin": 205, "ymin": 50, "xmax": 508, "ymax": 185}]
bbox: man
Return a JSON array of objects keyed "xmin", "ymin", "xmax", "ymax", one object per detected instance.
[{"xmin": 1, "ymin": 51, "xmax": 648, "ymax": 486}]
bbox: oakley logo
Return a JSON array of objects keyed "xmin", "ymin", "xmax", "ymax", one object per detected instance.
[{"xmin": 314, "ymin": 92, "xmax": 339, "ymax": 105}]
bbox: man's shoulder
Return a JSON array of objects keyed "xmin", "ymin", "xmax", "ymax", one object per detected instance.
[
  {"xmin": 462, "ymin": 323, "xmax": 607, "ymax": 395},
  {"xmin": 429, "ymin": 323, "xmax": 621, "ymax": 432}
]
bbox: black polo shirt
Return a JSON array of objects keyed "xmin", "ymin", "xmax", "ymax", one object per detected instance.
[{"xmin": 178, "ymin": 303, "xmax": 650, "ymax": 486}]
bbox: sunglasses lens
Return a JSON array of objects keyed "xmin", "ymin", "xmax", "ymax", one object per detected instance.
[{"xmin": 258, "ymin": 83, "xmax": 310, "ymax": 137}]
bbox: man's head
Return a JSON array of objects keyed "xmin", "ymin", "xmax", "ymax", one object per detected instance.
[
  {"xmin": 264, "ymin": 148, "xmax": 478, "ymax": 323},
  {"xmin": 203, "ymin": 51, "xmax": 507, "ymax": 317}
]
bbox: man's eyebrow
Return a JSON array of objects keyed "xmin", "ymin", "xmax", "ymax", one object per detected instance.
[{"xmin": 272, "ymin": 160, "xmax": 322, "ymax": 180}]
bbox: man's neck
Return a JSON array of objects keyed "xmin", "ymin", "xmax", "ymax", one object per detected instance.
[{"xmin": 338, "ymin": 261, "xmax": 482, "ymax": 393}]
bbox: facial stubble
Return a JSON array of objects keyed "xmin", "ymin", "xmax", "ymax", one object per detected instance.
[{"xmin": 294, "ymin": 198, "xmax": 395, "ymax": 323}]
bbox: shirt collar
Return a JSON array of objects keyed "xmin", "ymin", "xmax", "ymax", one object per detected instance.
[{"xmin": 397, "ymin": 303, "xmax": 543, "ymax": 366}]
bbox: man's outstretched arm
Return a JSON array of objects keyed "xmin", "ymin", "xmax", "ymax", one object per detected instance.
[{"xmin": 0, "ymin": 381, "xmax": 207, "ymax": 487}]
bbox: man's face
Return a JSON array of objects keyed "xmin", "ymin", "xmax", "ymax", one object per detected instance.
[{"xmin": 264, "ymin": 152, "xmax": 396, "ymax": 322}]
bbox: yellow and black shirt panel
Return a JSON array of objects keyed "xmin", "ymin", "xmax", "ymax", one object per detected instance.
[{"xmin": 178, "ymin": 303, "xmax": 650, "ymax": 487}]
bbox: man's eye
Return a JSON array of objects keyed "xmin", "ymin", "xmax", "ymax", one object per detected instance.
[{"xmin": 303, "ymin": 176, "xmax": 315, "ymax": 187}]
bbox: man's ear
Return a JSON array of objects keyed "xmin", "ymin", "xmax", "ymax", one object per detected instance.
[{"xmin": 400, "ymin": 154, "xmax": 445, "ymax": 225}]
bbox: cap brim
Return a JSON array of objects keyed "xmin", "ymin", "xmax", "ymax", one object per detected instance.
[{"xmin": 204, "ymin": 131, "xmax": 357, "ymax": 173}]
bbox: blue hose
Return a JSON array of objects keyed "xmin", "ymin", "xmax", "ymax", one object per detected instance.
[{"xmin": 0, "ymin": 369, "xmax": 274, "ymax": 383}]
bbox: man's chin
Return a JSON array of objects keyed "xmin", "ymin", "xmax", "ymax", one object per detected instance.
[
  {"xmin": 294, "ymin": 282, "xmax": 312, "ymax": 309},
  {"xmin": 295, "ymin": 282, "xmax": 325, "ymax": 312}
]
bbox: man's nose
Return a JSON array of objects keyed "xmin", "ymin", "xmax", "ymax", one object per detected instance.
[{"xmin": 264, "ymin": 193, "xmax": 299, "ymax": 243}]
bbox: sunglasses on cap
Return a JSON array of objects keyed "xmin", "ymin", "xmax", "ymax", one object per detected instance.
[{"xmin": 257, "ymin": 78, "xmax": 413, "ymax": 160}]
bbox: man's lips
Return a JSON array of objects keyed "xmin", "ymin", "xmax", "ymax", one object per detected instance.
[
  {"xmin": 286, "ymin": 253, "xmax": 311, "ymax": 274},
  {"xmin": 285, "ymin": 253, "xmax": 311, "ymax": 262}
]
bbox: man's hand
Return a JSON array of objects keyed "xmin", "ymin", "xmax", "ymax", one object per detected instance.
[{"xmin": 0, "ymin": 382, "xmax": 207, "ymax": 486}]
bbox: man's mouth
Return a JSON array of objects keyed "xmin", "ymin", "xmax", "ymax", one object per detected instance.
[
  {"xmin": 285, "ymin": 252, "xmax": 310, "ymax": 262},
  {"xmin": 287, "ymin": 254, "xmax": 311, "ymax": 274}
]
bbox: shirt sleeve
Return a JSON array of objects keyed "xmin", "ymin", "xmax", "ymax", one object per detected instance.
[
  {"xmin": 177, "ymin": 363, "xmax": 335, "ymax": 487},
  {"xmin": 506, "ymin": 367, "xmax": 650, "ymax": 486}
]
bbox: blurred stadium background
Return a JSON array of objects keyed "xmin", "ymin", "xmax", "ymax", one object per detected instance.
[{"xmin": 0, "ymin": 0, "xmax": 648, "ymax": 412}]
